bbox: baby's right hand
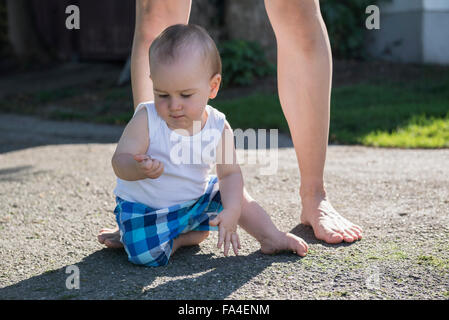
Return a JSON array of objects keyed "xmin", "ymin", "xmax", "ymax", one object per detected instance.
[{"xmin": 133, "ymin": 154, "xmax": 164, "ymax": 179}]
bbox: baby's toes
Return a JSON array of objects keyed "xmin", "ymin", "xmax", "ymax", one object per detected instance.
[
  {"xmin": 296, "ymin": 243, "xmax": 308, "ymax": 257},
  {"xmin": 286, "ymin": 233, "xmax": 308, "ymax": 257},
  {"xmin": 97, "ymin": 234, "xmax": 105, "ymax": 244}
]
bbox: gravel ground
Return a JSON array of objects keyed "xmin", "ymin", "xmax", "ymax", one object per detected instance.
[{"xmin": 0, "ymin": 113, "xmax": 448, "ymax": 300}]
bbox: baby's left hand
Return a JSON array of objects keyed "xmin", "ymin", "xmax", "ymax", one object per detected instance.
[{"xmin": 209, "ymin": 209, "xmax": 241, "ymax": 256}]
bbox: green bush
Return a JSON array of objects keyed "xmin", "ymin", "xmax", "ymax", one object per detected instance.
[
  {"xmin": 218, "ymin": 39, "xmax": 276, "ymax": 88},
  {"xmin": 320, "ymin": 0, "xmax": 388, "ymax": 59}
]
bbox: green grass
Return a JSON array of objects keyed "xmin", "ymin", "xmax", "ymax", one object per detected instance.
[
  {"xmin": 417, "ymin": 255, "xmax": 449, "ymax": 271},
  {"xmin": 361, "ymin": 115, "xmax": 449, "ymax": 148},
  {"xmin": 215, "ymin": 94, "xmax": 289, "ymax": 133},
  {"xmin": 33, "ymin": 87, "xmax": 84, "ymax": 104},
  {"xmin": 215, "ymin": 74, "xmax": 449, "ymax": 148},
  {"xmin": 334, "ymin": 291, "xmax": 349, "ymax": 297}
]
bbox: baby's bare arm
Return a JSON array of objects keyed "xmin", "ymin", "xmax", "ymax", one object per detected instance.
[
  {"xmin": 112, "ymin": 107, "xmax": 151, "ymax": 181},
  {"xmin": 212, "ymin": 121, "xmax": 243, "ymax": 255},
  {"xmin": 216, "ymin": 121, "xmax": 243, "ymax": 213}
]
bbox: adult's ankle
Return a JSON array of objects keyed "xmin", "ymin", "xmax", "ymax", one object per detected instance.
[{"xmin": 299, "ymin": 183, "xmax": 327, "ymax": 201}]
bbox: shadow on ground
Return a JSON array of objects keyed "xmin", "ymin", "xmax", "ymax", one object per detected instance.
[
  {"xmin": 0, "ymin": 248, "xmax": 297, "ymax": 300},
  {"xmin": 0, "ymin": 165, "xmax": 52, "ymax": 183},
  {"xmin": 0, "ymin": 224, "xmax": 355, "ymax": 300},
  {"xmin": 0, "ymin": 113, "xmax": 124, "ymax": 154},
  {"xmin": 289, "ymin": 224, "xmax": 356, "ymax": 248}
]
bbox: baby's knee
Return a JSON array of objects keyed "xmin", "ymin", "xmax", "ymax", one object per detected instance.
[{"xmin": 119, "ymin": 229, "xmax": 172, "ymax": 267}]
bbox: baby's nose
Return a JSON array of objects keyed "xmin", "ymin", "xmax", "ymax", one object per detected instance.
[{"xmin": 169, "ymin": 101, "xmax": 183, "ymax": 111}]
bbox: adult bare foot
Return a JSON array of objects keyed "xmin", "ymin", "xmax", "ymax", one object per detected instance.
[
  {"xmin": 97, "ymin": 227, "xmax": 123, "ymax": 248},
  {"xmin": 260, "ymin": 231, "xmax": 308, "ymax": 257},
  {"xmin": 300, "ymin": 192, "xmax": 363, "ymax": 244}
]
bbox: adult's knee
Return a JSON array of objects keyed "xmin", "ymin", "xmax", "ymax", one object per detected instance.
[
  {"xmin": 265, "ymin": 0, "xmax": 325, "ymax": 49},
  {"xmin": 265, "ymin": 0, "xmax": 321, "ymax": 23},
  {"xmin": 135, "ymin": 0, "xmax": 191, "ymax": 40}
]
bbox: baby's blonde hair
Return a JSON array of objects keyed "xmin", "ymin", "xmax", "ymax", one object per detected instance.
[{"xmin": 149, "ymin": 24, "xmax": 222, "ymax": 79}]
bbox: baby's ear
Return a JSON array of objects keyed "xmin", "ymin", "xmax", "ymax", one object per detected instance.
[{"xmin": 209, "ymin": 74, "xmax": 221, "ymax": 99}]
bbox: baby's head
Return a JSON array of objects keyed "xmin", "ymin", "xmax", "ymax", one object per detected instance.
[
  {"xmin": 149, "ymin": 24, "xmax": 222, "ymax": 134},
  {"xmin": 149, "ymin": 24, "xmax": 221, "ymax": 83}
]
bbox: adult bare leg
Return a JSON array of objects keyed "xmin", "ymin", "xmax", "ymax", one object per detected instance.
[
  {"xmin": 131, "ymin": 0, "xmax": 192, "ymax": 109},
  {"xmin": 264, "ymin": 0, "xmax": 362, "ymax": 243},
  {"xmin": 98, "ymin": 0, "xmax": 192, "ymax": 248}
]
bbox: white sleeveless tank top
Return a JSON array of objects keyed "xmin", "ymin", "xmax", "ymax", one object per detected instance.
[{"xmin": 114, "ymin": 101, "xmax": 226, "ymax": 209}]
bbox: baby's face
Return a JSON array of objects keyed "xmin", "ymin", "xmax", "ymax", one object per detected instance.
[{"xmin": 150, "ymin": 52, "xmax": 221, "ymax": 135}]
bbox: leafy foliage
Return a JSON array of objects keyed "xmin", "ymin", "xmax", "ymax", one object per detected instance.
[
  {"xmin": 218, "ymin": 39, "xmax": 276, "ymax": 88},
  {"xmin": 320, "ymin": 0, "xmax": 388, "ymax": 59}
]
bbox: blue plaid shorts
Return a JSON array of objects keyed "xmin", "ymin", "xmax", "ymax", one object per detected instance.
[{"xmin": 114, "ymin": 175, "xmax": 223, "ymax": 267}]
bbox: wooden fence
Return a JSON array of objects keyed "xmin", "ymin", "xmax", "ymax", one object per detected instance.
[{"xmin": 31, "ymin": 0, "xmax": 135, "ymax": 61}]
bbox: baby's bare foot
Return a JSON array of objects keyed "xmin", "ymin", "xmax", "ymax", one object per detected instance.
[
  {"xmin": 260, "ymin": 231, "xmax": 308, "ymax": 257},
  {"xmin": 97, "ymin": 227, "xmax": 123, "ymax": 248},
  {"xmin": 300, "ymin": 193, "xmax": 363, "ymax": 244}
]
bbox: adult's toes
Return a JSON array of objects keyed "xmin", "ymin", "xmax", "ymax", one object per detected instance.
[
  {"xmin": 351, "ymin": 224, "xmax": 363, "ymax": 233},
  {"xmin": 323, "ymin": 231, "xmax": 344, "ymax": 244},
  {"xmin": 349, "ymin": 226, "xmax": 363, "ymax": 239},
  {"xmin": 343, "ymin": 236, "xmax": 354, "ymax": 243},
  {"xmin": 313, "ymin": 223, "xmax": 345, "ymax": 244},
  {"xmin": 346, "ymin": 228, "xmax": 360, "ymax": 240}
]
